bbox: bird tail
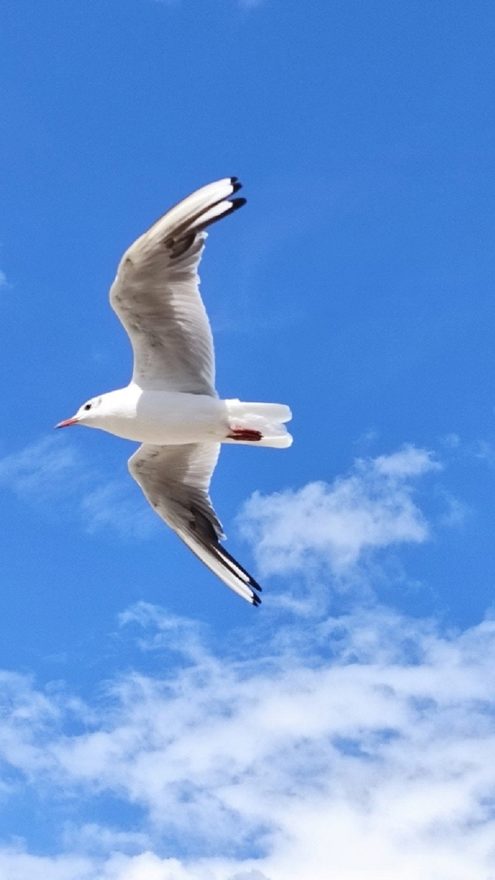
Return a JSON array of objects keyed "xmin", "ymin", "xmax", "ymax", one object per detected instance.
[{"xmin": 224, "ymin": 399, "xmax": 293, "ymax": 448}]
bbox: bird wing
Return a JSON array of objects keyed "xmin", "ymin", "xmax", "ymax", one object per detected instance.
[
  {"xmin": 109, "ymin": 177, "xmax": 246, "ymax": 394},
  {"xmin": 128, "ymin": 442, "xmax": 262, "ymax": 606}
]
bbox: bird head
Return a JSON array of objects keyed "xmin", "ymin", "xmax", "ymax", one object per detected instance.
[{"xmin": 56, "ymin": 396, "xmax": 103, "ymax": 429}]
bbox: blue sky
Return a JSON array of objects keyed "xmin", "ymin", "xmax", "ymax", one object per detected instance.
[{"xmin": 1, "ymin": 1, "xmax": 495, "ymax": 877}]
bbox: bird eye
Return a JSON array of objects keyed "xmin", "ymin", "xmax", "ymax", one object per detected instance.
[{"xmin": 84, "ymin": 403, "xmax": 92, "ymax": 411}]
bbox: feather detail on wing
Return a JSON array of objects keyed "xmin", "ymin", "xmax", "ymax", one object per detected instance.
[
  {"xmin": 128, "ymin": 442, "xmax": 262, "ymax": 605},
  {"xmin": 109, "ymin": 177, "xmax": 246, "ymax": 394}
]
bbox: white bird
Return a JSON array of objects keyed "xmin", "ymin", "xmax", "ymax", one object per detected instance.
[{"xmin": 56, "ymin": 178, "xmax": 292, "ymax": 606}]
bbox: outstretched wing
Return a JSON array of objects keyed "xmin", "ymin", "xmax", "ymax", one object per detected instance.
[
  {"xmin": 110, "ymin": 177, "xmax": 246, "ymax": 394},
  {"xmin": 128, "ymin": 442, "xmax": 262, "ymax": 606}
]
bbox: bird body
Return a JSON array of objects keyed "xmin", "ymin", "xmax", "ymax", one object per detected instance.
[
  {"xmin": 57, "ymin": 177, "xmax": 292, "ymax": 605},
  {"xmin": 69, "ymin": 385, "xmax": 291, "ymax": 448},
  {"xmin": 75, "ymin": 386, "xmax": 226, "ymax": 445}
]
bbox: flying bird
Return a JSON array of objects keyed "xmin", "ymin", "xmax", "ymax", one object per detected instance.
[{"xmin": 57, "ymin": 178, "xmax": 292, "ymax": 605}]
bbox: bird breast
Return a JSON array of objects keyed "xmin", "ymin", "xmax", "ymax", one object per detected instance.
[{"xmin": 102, "ymin": 389, "xmax": 228, "ymax": 445}]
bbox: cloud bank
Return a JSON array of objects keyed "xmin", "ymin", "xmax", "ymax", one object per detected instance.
[
  {"xmin": 0, "ymin": 443, "xmax": 493, "ymax": 878},
  {"xmin": 1, "ymin": 603, "xmax": 495, "ymax": 879}
]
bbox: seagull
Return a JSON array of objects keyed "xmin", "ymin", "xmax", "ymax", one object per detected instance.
[{"xmin": 56, "ymin": 178, "xmax": 292, "ymax": 606}]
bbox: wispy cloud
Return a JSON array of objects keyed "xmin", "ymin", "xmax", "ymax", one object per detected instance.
[
  {"xmin": 0, "ymin": 435, "xmax": 156, "ymax": 539},
  {"xmin": 0, "ymin": 435, "xmax": 85, "ymax": 500},
  {"xmin": 80, "ymin": 479, "xmax": 157, "ymax": 539}
]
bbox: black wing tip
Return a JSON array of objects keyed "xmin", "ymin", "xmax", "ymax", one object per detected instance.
[
  {"xmin": 230, "ymin": 197, "xmax": 247, "ymax": 212},
  {"xmin": 201, "ymin": 197, "xmax": 246, "ymax": 231},
  {"xmin": 219, "ymin": 543, "xmax": 262, "ymax": 592},
  {"xmin": 191, "ymin": 196, "xmax": 247, "ymax": 236},
  {"xmin": 215, "ymin": 541, "xmax": 262, "ymax": 603},
  {"xmin": 249, "ymin": 574, "xmax": 262, "ymax": 593},
  {"xmin": 230, "ymin": 176, "xmax": 242, "ymax": 193},
  {"xmin": 247, "ymin": 575, "xmax": 262, "ymax": 605}
]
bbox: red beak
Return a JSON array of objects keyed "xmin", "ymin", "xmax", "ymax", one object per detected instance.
[{"xmin": 55, "ymin": 418, "xmax": 79, "ymax": 429}]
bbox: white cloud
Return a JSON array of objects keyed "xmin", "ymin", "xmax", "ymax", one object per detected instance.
[
  {"xmin": 0, "ymin": 442, "xmax": 492, "ymax": 878},
  {"xmin": 62, "ymin": 823, "xmax": 150, "ymax": 856},
  {"xmin": 0, "ymin": 850, "xmax": 92, "ymax": 880},
  {"xmin": 240, "ymin": 445, "xmax": 439, "ymax": 579},
  {"xmin": 1, "ymin": 602, "xmax": 495, "ymax": 879}
]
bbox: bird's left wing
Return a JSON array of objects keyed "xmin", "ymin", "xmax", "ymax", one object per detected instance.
[
  {"xmin": 110, "ymin": 177, "xmax": 246, "ymax": 394},
  {"xmin": 128, "ymin": 443, "xmax": 262, "ymax": 606}
]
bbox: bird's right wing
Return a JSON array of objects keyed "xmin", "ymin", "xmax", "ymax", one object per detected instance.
[
  {"xmin": 128, "ymin": 442, "xmax": 262, "ymax": 606},
  {"xmin": 109, "ymin": 177, "xmax": 246, "ymax": 394}
]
